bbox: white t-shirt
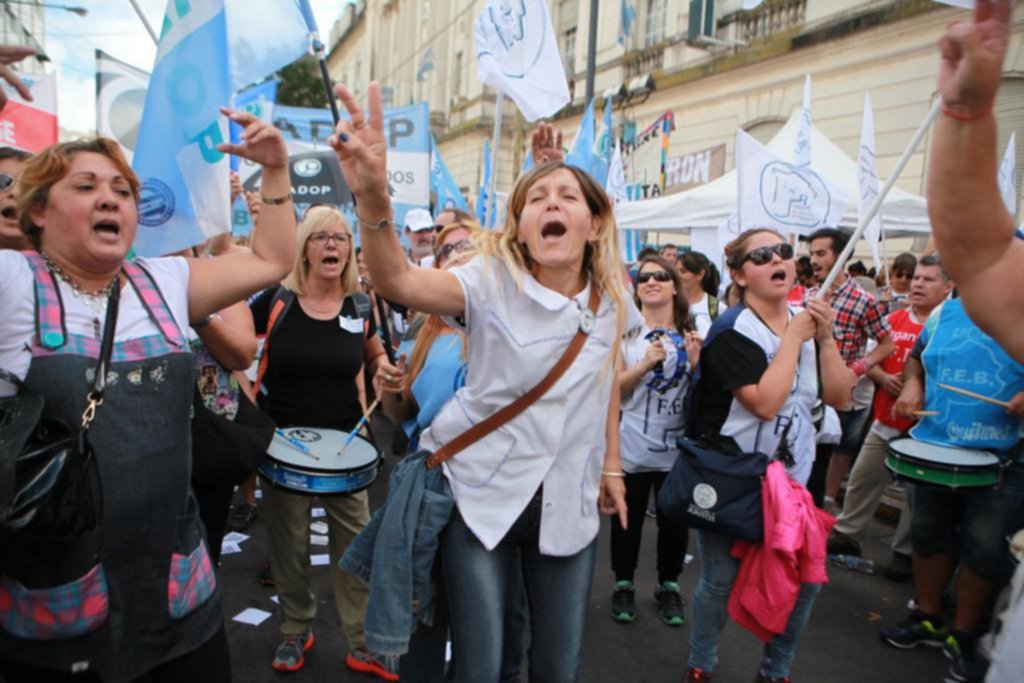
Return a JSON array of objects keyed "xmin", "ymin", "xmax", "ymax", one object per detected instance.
[
  {"xmin": 689, "ymin": 293, "xmax": 713, "ymax": 338},
  {"xmin": 420, "ymin": 255, "xmax": 642, "ymax": 556},
  {"xmin": 0, "ymin": 251, "xmax": 191, "ymax": 397},
  {"xmin": 619, "ymin": 325, "xmax": 692, "ymax": 472}
]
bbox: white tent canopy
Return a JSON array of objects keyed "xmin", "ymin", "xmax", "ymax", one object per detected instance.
[{"xmin": 617, "ymin": 113, "xmax": 932, "ymax": 235}]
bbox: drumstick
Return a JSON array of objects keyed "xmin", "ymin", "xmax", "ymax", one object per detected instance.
[
  {"xmin": 275, "ymin": 428, "xmax": 320, "ymax": 461},
  {"xmin": 913, "ymin": 410, "xmax": 939, "ymax": 417},
  {"xmin": 936, "ymin": 383, "xmax": 1012, "ymax": 409},
  {"xmin": 338, "ymin": 398, "xmax": 380, "ymax": 456}
]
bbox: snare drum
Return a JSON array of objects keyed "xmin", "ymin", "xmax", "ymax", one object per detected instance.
[
  {"xmin": 259, "ymin": 427, "xmax": 380, "ymax": 496},
  {"xmin": 885, "ymin": 437, "xmax": 1004, "ymax": 490}
]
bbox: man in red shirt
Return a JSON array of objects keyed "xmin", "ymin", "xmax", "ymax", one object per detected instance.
[{"xmin": 827, "ymin": 255, "xmax": 954, "ymax": 579}]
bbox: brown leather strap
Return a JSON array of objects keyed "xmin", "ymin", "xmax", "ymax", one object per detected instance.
[{"xmin": 425, "ymin": 283, "xmax": 602, "ymax": 469}]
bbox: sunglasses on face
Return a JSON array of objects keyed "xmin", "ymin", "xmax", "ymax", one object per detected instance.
[
  {"xmin": 436, "ymin": 239, "xmax": 472, "ymax": 264},
  {"xmin": 309, "ymin": 231, "xmax": 349, "ymax": 245},
  {"xmin": 637, "ymin": 270, "xmax": 672, "ymax": 284},
  {"xmin": 741, "ymin": 242, "xmax": 794, "ymax": 267},
  {"xmin": 0, "ymin": 173, "xmax": 15, "ymax": 192}
]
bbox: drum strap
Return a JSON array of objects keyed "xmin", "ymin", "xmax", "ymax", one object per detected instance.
[{"xmin": 425, "ymin": 284, "xmax": 602, "ymax": 470}]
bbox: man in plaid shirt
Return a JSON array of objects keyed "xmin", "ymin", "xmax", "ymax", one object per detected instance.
[{"xmin": 805, "ymin": 228, "xmax": 894, "ymax": 514}]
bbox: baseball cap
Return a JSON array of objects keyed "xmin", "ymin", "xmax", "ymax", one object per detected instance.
[{"xmin": 404, "ymin": 208, "xmax": 434, "ymax": 232}]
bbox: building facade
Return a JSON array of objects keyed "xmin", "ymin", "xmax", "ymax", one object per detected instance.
[
  {"xmin": 0, "ymin": 1, "xmax": 47, "ymax": 76},
  {"xmin": 325, "ymin": 0, "xmax": 1024, "ymax": 235}
]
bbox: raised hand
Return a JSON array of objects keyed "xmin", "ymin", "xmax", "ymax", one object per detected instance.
[
  {"xmin": 936, "ymin": 0, "xmax": 1012, "ymax": 117},
  {"xmin": 329, "ymin": 82, "xmax": 390, "ymax": 217},
  {"xmin": 531, "ymin": 122, "xmax": 564, "ymax": 164},
  {"xmin": 0, "ymin": 45, "xmax": 35, "ymax": 111},
  {"xmin": 216, "ymin": 109, "xmax": 289, "ymax": 170}
]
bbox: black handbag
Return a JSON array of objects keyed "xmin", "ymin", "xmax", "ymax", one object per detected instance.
[
  {"xmin": 657, "ymin": 435, "xmax": 769, "ymax": 542},
  {"xmin": 0, "ymin": 282, "xmax": 118, "ymax": 538},
  {"xmin": 190, "ymin": 379, "xmax": 275, "ymax": 486}
]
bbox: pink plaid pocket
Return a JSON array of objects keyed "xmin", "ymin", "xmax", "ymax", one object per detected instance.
[
  {"xmin": 167, "ymin": 541, "xmax": 216, "ymax": 619},
  {"xmin": 0, "ymin": 564, "xmax": 109, "ymax": 640}
]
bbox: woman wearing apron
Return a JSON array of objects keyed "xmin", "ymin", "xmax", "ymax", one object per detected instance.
[{"xmin": 0, "ymin": 111, "xmax": 296, "ymax": 682}]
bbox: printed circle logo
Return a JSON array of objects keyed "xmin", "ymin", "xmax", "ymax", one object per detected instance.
[
  {"xmin": 478, "ymin": 0, "xmax": 548, "ymax": 79},
  {"xmin": 759, "ymin": 162, "xmax": 832, "ymax": 230},
  {"xmin": 243, "ymin": 101, "xmax": 265, "ymax": 118},
  {"xmin": 293, "ymin": 158, "xmax": 322, "ymax": 178},
  {"xmin": 693, "ymin": 483, "xmax": 718, "ymax": 510},
  {"xmin": 138, "ymin": 178, "xmax": 175, "ymax": 227},
  {"xmin": 287, "ymin": 428, "xmax": 322, "ymax": 443}
]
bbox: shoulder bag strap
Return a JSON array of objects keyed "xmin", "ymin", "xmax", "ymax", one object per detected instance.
[
  {"xmin": 425, "ymin": 284, "xmax": 601, "ymax": 470},
  {"xmin": 255, "ymin": 288, "xmax": 293, "ymax": 394},
  {"xmin": 80, "ymin": 277, "xmax": 121, "ymax": 432}
]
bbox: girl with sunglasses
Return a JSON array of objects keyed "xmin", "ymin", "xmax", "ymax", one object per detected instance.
[
  {"xmin": 684, "ymin": 228, "xmax": 853, "ymax": 683},
  {"xmin": 611, "ymin": 255, "xmax": 701, "ymax": 627}
]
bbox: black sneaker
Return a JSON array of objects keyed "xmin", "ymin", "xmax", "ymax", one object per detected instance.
[
  {"xmin": 880, "ymin": 610, "xmax": 948, "ymax": 649},
  {"xmin": 884, "ymin": 552, "xmax": 913, "ymax": 583},
  {"xmin": 826, "ymin": 530, "xmax": 861, "ymax": 557},
  {"xmin": 229, "ymin": 503, "xmax": 258, "ymax": 532},
  {"xmin": 944, "ymin": 633, "xmax": 988, "ymax": 682},
  {"xmin": 611, "ymin": 580, "xmax": 636, "ymax": 623},
  {"xmin": 655, "ymin": 581, "xmax": 686, "ymax": 626}
]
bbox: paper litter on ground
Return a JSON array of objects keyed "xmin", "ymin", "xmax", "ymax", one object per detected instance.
[
  {"xmin": 310, "ymin": 534, "xmax": 328, "ymax": 546},
  {"xmin": 232, "ymin": 608, "xmax": 272, "ymax": 626},
  {"xmin": 312, "ymin": 507, "xmax": 326, "ymax": 518},
  {"xmin": 311, "ymin": 554, "xmax": 330, "ymax": 566}
]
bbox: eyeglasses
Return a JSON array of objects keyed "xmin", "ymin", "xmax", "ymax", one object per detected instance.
[
  {"xmin": 740, "ymin": 243, "xmax": 794, "ymax": 266},
  {"xmin": 436, "ymin": 238, "xmax": 472, "ymax": 264},
  {"xmin": 309, "ymin": 231, "xmax": 349, "ymax": 245},
  {"xmin": 637, "ymin": 270, "xmax": 672, "ymax": 284},
  {"xmin": 0, "ymin": 173, "xmax": 15, "ymax": 192}
]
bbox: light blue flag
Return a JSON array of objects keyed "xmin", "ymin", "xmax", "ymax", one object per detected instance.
[
  {"xmin": 417, "ymin": 47, "xmax": 437, "ymax": 82},
  {"xmin": 476, "ymin": 139, "xmax": 491, "ymax": 226},
  {"xmin": 566, "ymin": 99, "xmax": 596, "ymax": 176},
  {"xmin": 431, "ymin": 135, "xmax": 468, "ymax": 212},
  {"xmin": 521, "ymin": 149, "xmax": 534, "ymax": 175},
  {"xmin": 619, "ymin": 0, "xmax": 637, "ymax": 45},
  {"xmin": 134, "ymin": 0, "xmax": 312, "ymax": 257},
  {"xmin": 592, "ymin": 96, "xmax": 613, "ymax": 187}
]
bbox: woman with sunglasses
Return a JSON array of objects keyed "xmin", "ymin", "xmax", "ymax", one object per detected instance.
[
  {"xmin": 330, "ymin": 82, "xmax": 634, "ymax": 682},
  {"xmin": 684, "ymin": 228, "xmax": 852, "ymax": 683},
  {"xmin": 248, "ymin": 206, "xmax": 397, "ymax": 680},
  {"xmin": 611, "ymin": 255, "xmax": 701, "ymax": 627},
  {"xmin": 0, "ymin": 146, "xmax": 30, "ymax": 250}
]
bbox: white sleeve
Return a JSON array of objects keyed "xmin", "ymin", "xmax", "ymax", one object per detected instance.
[
  {"xmin": 0, "ymin": 251, "xmax": 35, "ymax": 395},
  {"xmin": 135, "ymin": 256, "xmax": 192, "ymax": 341},
  {"xmin": 443, "ymin": 254, "xmax": 490, "ymax": 333}
]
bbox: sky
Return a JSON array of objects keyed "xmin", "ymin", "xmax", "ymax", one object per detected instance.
[{"xmin": 44, "ymin": 0, "xmax": 349, "ymax": 135}]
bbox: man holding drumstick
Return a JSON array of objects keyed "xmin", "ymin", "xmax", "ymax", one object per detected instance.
[{"xmin": 879, "ymin": 291, "xmax": 1024, "ymax": 682}]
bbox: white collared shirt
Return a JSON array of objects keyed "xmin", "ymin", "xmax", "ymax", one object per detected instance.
[{"xmin": 419, "ymin": 255, "xmax": 642, "ymax": 556}]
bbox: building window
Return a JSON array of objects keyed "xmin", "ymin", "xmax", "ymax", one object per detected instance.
[
  {"xmin": 563, "ymin": 28, "xmax": 576, "ymax": 75},
  {"xmin": 644, "ymin": 0, "xmax": 666, "ymax": 48}
]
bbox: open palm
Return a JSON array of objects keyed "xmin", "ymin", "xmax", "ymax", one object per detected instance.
[{"xmin": 330, "ymin": 82, "xmax": 390, "ymax": 209}]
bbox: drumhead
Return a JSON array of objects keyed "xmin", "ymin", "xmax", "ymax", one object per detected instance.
[
  {"xmin": 887, "ymin": 438, "xmax": 999, "ymax": 468},
  {"xmin": 267, "ymin": 427, "xmax": 380, "ymax": 473}
]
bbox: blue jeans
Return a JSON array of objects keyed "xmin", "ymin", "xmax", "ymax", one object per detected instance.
[
  {"xmin": 442, "ymin": 496, "xmax": 596, "ymax": 683},
  {"xmin": 688, "ymin": 530, "xmax": 822, "ymax": 678}
]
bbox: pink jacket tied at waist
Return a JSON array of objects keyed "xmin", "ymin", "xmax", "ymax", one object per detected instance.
[{"xmin": 728, "ymin": 461, "xmax": 835, "ymax": 641}]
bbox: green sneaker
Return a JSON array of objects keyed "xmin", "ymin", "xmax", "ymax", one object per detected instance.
[
  {"xmin": 655, "ymin": 581, "xmax": 686, "ymax": 626},
  {"xmin": 611, "ymin": 580, "xmax": 636, "ymax": 622},
  {"xmin": 880, "ymin": 611, "xmax": 948, "ymax": 649}
]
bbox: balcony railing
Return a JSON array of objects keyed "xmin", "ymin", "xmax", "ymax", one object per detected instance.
[{"xmin": 734, "ymin": 0, "xmax": 807, "ymax": 44}]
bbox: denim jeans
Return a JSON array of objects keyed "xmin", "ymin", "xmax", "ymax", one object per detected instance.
[
  {"xmin": 442, "ymin": 496, "xmax": 596, "ymax": 683},
  {"xmin": 688, "ymin": 530, "xmax": 822, "ymax": 678}
]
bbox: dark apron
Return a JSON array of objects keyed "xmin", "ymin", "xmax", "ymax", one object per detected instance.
[{"xmin": 0, "ymin": 254, "xmax": 222, "ymax": 682}]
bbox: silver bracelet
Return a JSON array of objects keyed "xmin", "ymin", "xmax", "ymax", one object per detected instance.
[
  {"xmin": 601, "ymin": 470, "xmax": 625, "ymax": 478},
  {"xmin": 358, "ymin": 214, "xmax": 394, "ymax": 231}
]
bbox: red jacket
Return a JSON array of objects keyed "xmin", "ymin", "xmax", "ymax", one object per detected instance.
[{"xmin": 728, "ymin": 462, "xmax": 835, "ymax": 641}]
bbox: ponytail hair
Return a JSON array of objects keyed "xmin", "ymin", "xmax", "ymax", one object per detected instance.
[{"xmin": 678, "ymin": 250, "xmax": 721, "ymax": 296}]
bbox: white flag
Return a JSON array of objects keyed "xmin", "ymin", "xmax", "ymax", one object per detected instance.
[
  {"xmin": 736, "ymin": 129, "xmax": 849, "ymax": 237},
  {"xmin": 606, "ymin": 142, "xmax": 635, "ymax": 261},
  {"xmin": 858, "ymin": 91, "xmax": 883, "ymax": 269},
  {"xmin": 793, "ymin": 74, "xmax": 812, "ymax": 167},
  {"xmin": 474, "ymin": 0, "xmax": 570, "ymax": 122},
  {"xmin": 998, "ymin": 132, "xmax": 1017, "ymax": 217},
  {"xmin": 96, "ymin": 50, "xmax": 149, "ymax": 162}
]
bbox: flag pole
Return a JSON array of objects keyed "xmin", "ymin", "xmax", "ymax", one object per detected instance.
[
  {"xmin": 309, "ymin": 36, "xmax": 341, "ymax": 125},
  {"xmin": 818, "ymin": 99, "xmax": 941, "ymax": 297},
  {"xmin": 486, "ymin": 90, "xmax": 504, "ymax": 229},
  {"xmin": 129, "ymin": 0, "xmax": 158, "ymax": 45}
]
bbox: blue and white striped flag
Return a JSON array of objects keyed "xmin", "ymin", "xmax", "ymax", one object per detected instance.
[
  {"xmin": 431, "ymin": 135, "xmax": 468, "ymax": 212},
  {"xmin": 133, "ymin": 0, "xmax": 312, "ymax": 257},
  {"xmin": 476, "ymin": 138, "xmax": 491, "ymax": 226}
]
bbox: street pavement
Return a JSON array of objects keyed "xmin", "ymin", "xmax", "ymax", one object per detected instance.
[{"xmin": 218, "ymin": 418, "xmax": 953, "ymax": 683}]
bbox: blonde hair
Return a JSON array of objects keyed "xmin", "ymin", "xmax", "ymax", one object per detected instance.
[
  {"xmin": 470, "ymin": 162, "xmax": 630, "ymax": 366},
  {"xmin": 406, "ymin": 219, "xmax": 482, "ymax": 384},
  {"xmin": 281, "ymin": 206, "xmax": 359, "ymax": 297}
]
